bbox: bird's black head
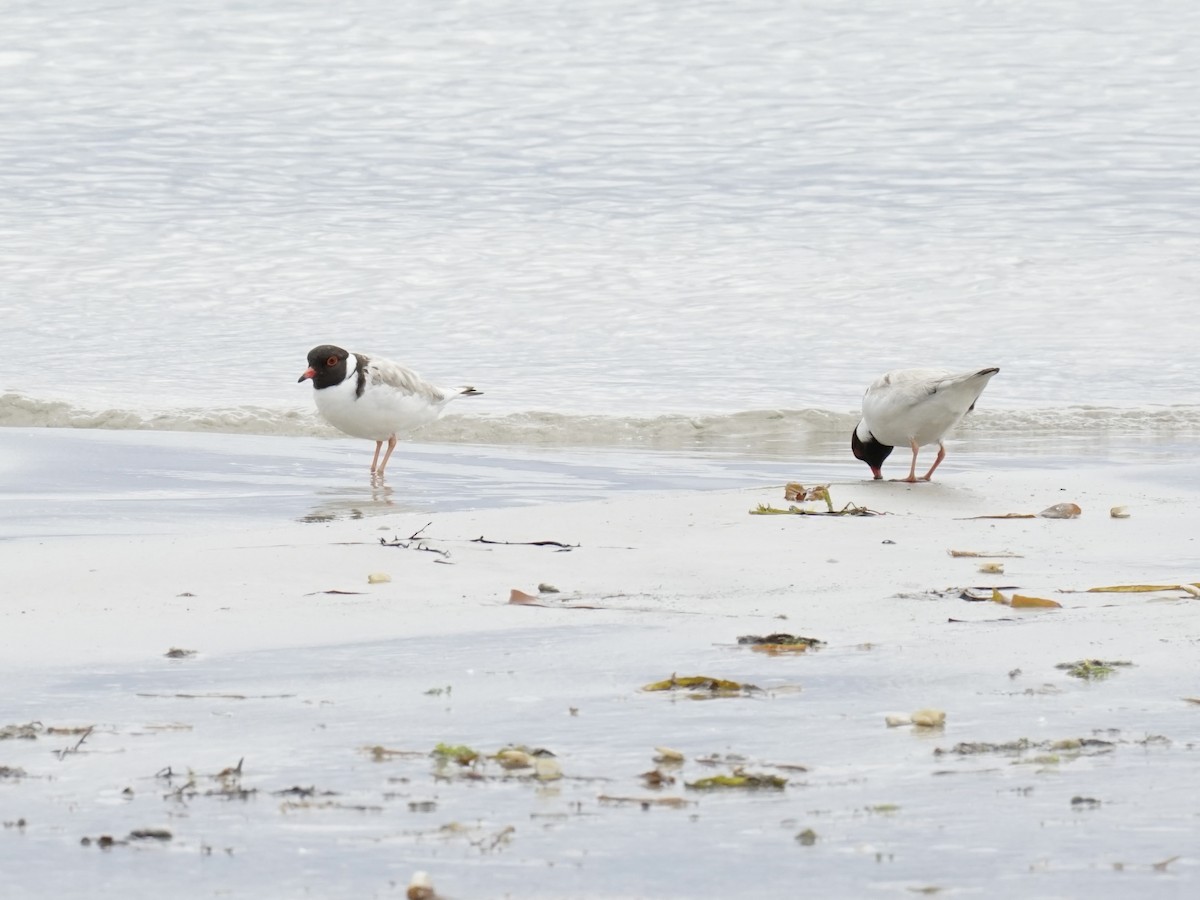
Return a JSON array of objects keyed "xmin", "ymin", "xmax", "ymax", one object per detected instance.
[
  {"xmin": 851, "ymin": 426, "xmax": 893, "ymax": 480},
  {"xmin": 298, "ymin": 345, "xmax": 350, "ymax": 389}
]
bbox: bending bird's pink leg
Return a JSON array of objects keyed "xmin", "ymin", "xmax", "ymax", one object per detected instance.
[
  {"xmin": 891, "ymin": 440, "xmax": 921, "ymax": 483},
  {"xmin": 921, "ymin": 443, "xmax": 947, "ymax": 481},
  {"xmin": 369, "ymin": 441, "xmax": 383, "ymax": 474}
]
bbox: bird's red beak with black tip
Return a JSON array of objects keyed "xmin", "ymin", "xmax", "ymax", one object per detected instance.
[{"xmin": 298, "ymin": 367, "xmax": 316, "ymax": 383}]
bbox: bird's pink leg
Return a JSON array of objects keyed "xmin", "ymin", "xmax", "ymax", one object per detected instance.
[
  {"xmin": 891, "ymin": 440, "xmax": 922, "ymax": 483},
  {"xmin": 376, "ymin": 435, "xmax": 398, "ymax": 475},
  {"xmin": 369, "ymin": 440, "xmax": 383, "ymax": 474},
  {"xmin": 920, "ymin": 443, "xmax": 947, "ymax": 481}
]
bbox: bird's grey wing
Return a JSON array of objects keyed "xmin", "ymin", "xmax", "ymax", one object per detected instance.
[{"xmin": 368, "ymin": 359, "xmax": 447, "ymax": 404}]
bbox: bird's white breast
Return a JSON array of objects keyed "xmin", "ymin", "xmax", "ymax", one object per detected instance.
[{"xmin": 313, "ymin": 357, "xmax": 448, "ymax": 441}]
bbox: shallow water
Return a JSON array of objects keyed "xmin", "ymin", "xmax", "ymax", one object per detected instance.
[
  {"xmin": 2, "ymin": 619, "xmax": 1196, "ymax": 899},
  {"xmin": 5, "ymin": 426, "xmax": 1200, "ymax": 540}
]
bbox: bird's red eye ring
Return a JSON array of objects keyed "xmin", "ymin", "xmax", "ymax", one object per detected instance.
[{"xmin": 326, "ymin": 356, "xmax": 338, "ymax": 366}]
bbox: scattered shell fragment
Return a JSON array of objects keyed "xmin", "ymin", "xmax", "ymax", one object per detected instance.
[
  {"xmin": 1038, "ymin": 502, "xmax": 1081, "ymax": 519},
  {"xmin": 1178, "ymin": 584, "xmax": 1200, "ymax": 598},
  {"xmin": 654, "ymin": 746, "xmax": 685, "ymax": 763},
  {"xmin": 1109, "ymin": 506, "xmax": 1130, "ymax": 519},
  {"xmin": 978, "ymin": 562, "xmax": 1005, "ymax": 574},
  {"xmin": 888, "ymin": 709, "xmax": 945, "ymax": 728},
  {"xmin": 911, "ymin": 709, "xmax": 946, "ymax": 728},
  {"xmin": 495, "ymin": 749, "xmax": 535, "ymax": 770},
  {"xmin": 367, "ymin": 572, "xmax": 392, "ymax": 584},
  {"xmin": 407, "ymin": 871, "xmax": 436, "ymax": 900},
  {"xmin": 537, "ymin": 582, "xmax": 560, "ymax": 593}
]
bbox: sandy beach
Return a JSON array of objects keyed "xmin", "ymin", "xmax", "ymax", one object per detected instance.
[{"xmin": 3, "ymin": 431, "xmax": 1198, "ymax": 898}]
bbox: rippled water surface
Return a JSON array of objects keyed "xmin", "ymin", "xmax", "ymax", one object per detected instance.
[{"xmin": 3, "ymin": 0, "xmax": 1199, "ymax": 425}]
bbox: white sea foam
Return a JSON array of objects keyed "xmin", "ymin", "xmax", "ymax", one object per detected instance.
[{"xmin": 5, "ymin": 391, "xmax": 1198, "ymax": 455}]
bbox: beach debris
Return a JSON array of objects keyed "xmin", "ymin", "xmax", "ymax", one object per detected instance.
[
  {"xmin": 766, "ymin": 761, "xmax": 810, "ymax": 773},
  {"xmin": 81, "ymin": 834, "xmax": 124, "ymax": 849},
  {"xmin": 407, "ymin": 870, "xmax": 437, "ymax": 900},
  {"xmin": 965, "ymin": 513, "xmax": 1036, "ymax": 520},
  {"xmin": 1039, "ymin": 502, "xmax": 1082, "ymax": 519},
  {"xmin": 948, "ymin": 550, "xmax": 1023, "ymax": 558},
  {"xmin": 431, "ymin": 743, "xmax": 479, "ymax": 766},
  {"xmin": 0, "ymin": 722, "xmax": 43, "ymax": 741},
  {"xmin": 784, "ymin": 482, "xmax": 834, "ymax": 509},
  {"xmin": 1056, "ymin": 659, "xmax": 1133, "ymax": 680},
  {"xmin": 473, "ymin": 535, "xmax": 577, "ymax": 550},
  {"xmin": 653, "ymin": 746, "xmax": 685, "ymax": 764},
  {"xmin": 495, "ymin": 749, "xmax": 535, "ymax": 770},
  {"xmin": 128, "ymin": 827, "xmax": 173, "ymax": 841},
  {"xmin": 912, "ymin": 709, "xmax": 946, "ymax": 728},
  {"xmin": 1183, "ymin": 698, "xmax": 1200, "ymax": 705},
  {"xmin": 534, "ymin": 757, "xmax": 563, "ymax": 781},
  {"xmin": 751, "ymin": 502, "xmax": 881, "ymax": 517},
  {"xmin": 54, "ymin": 726, "xmax": 94, "ymax": 760},
  {"xmin": 598, "ymin": 794, "xmax": 693, "ymax": 809},
  {"xmin": 991, "ymin": 589, "xmax": 1062, "ymax": 609},
  {"xmin": 934, "ymin": 737, "xmax": 1115, "ymax": 758},
  {"xmin": 507, "ymin": 588, "xmax": 603, "ymax": 609},
  {"xmin": 641, "ymin": 674, "xmax": 760, "ymax": 696},
  {"xmin": 0, "ymin": 766, "xmax": 27, "ymax": 779},
  {"xmin": 367, "ymin": 572, "xmax": 392, "ymax": 584},
  {"xmin": 1071, "ymin": 796, "xmax": 1102, "ymax": 808},
  {"xmin": 795, "ymin": 828, "xmax": 818, "ymax": 846},
  {"xmin": 364, "ymin": 745, "xmax": 425, "ymax": 762},
  {"xmin": 866, "ymin": 804, "xmax": 901, "ymax": 815},
  {"xmin": 737, "ymin": 633, "xmax": 824, "ymax": 654},
  {"xmin": 308, "ymin": 589, "xmax": 366, "ymax": 595},
  {"xmin": 695, "ymin": 752, "xmax": 748, "ymax": 767},
  {"xmin": 272, "ymin": 786, "xmax": 338, "ymax": 799},
  {"xmin": 886, "ymin": 709, "xmax": 946, "ymax": 728},
  {"xmin": 749, "ymin": 483, "xmax": 882, "ymax": 516},
  {"xmin": 640, "ymin": 768, "xmax": 676, "ymax": 788},
  {"xmin": 537, "ymin": 582, "xmax": 560, "ymax": 593},
  {"xmin": 380, "ymin": 534, "xmax": 453, "ymax": 559},
  {"xmin": 686, "ymin": 770, "xmax": 787, "ymax": 791},
  {"xmin": 978, "ymin": 562, "xmax": 1004, "ymax": 574},
  {"xmin": 961, "ymin": 502, "xmax": 1082, "ymax": 520},
  {"xmin": 1110, "ymin": 506, "xmax": 1131, "ymax": 518},
  {"xmin": 1070, "ymin": 582, "xmax": 1200, "ymax": 594},
  {"xmin": 164, "ymin": 647, "xmax": 197, "ymax": 659},
  {"xmin": 1011, "ymin": 594, "xmax": 1061, "ymax": 609}
]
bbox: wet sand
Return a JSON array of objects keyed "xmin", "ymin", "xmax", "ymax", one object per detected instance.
[{"xmin": 2, "ymin": 434, "xmax": 1199, "ymax": 898}]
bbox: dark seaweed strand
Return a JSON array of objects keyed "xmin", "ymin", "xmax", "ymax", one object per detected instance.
[{"xmin": 354, "ymin": 354, "xmax": 370, "ymax": 399}]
